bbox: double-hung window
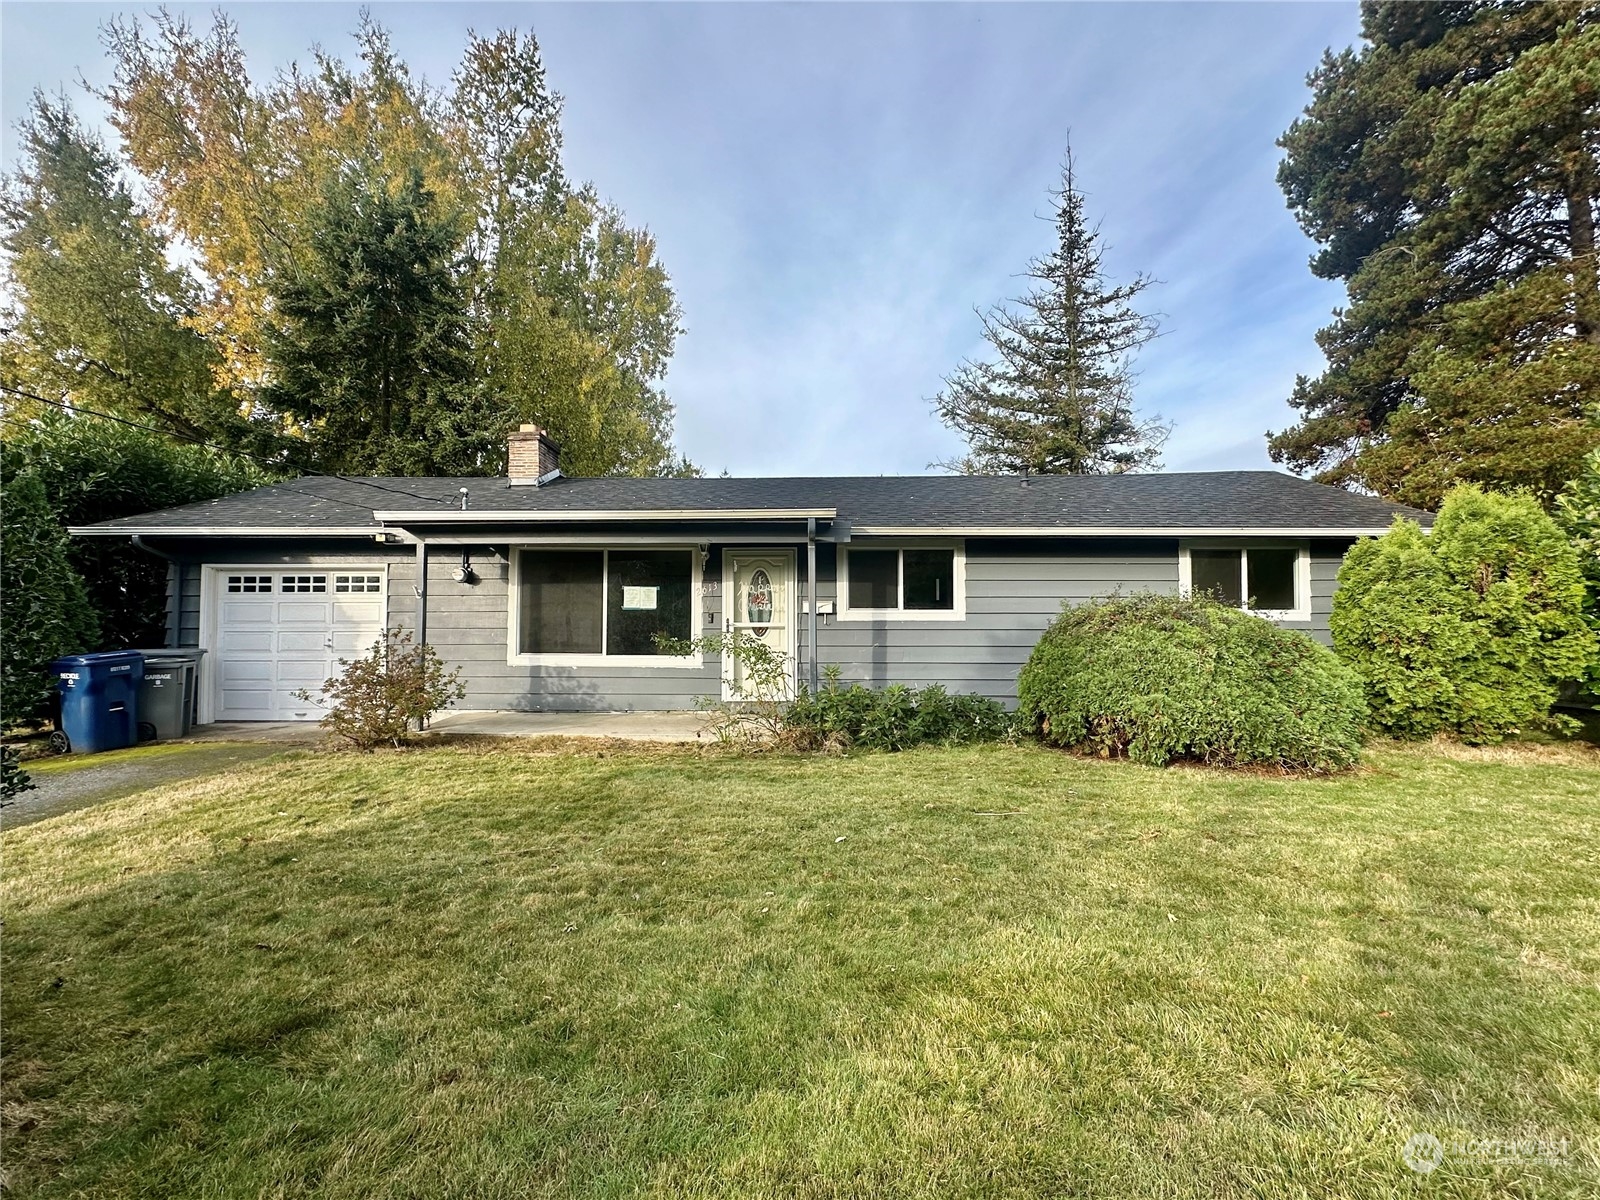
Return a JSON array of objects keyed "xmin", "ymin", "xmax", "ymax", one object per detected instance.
[
  {"xmin": 513, "ymin": 548, "xmax": 698, "ymax": 663},
  {"xmin": 1179, "ymin": 542, "xmax": 1309, "ymax": 620},
  {"xmin": 839, "ymin": 544, "xmax": 964, "ymax": 619}
]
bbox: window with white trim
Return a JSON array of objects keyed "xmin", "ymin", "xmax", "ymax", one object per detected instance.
[
  {"xmin": 839, "ymin": 545, "xmax": 964, "ymax": 619},
  {"xmin": 513, "ymin": 548, "xmax": 696, "ymax": 660},
  {"xmin": 226, "ymin": 575, "xmax": 273, "ymax": 593},
  {"xmin": 1179, "ymin": 542, "xmax": 1309, "ymax": 620},
  {"xmin": 335, "ymin": 574, "xmax": 383, "ymax": 593},
  {"xmin": 280, "ymin": 574, "xmax": 327, "ymax": 593}
]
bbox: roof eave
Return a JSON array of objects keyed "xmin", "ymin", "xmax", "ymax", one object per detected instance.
[
  {"xmin": 847, "ymin": 524, "xmax": 1419, "ymax": 537},
  {"xmin": 69, "ymin": 525, "xmax": 385, "ymax": 538},
  {"xmin": 371, "ymin": 507, "xmax": 839, "ymax": 524}
]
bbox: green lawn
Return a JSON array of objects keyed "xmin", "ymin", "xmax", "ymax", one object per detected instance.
[{"xmin": 3, "ymin": 739, "xmax": 1597, "ymax": 1198}]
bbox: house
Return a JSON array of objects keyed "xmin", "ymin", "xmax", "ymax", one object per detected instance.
[{"xmin": 71, "ymin": 426, "xmax": 1432, "ymax": 724}]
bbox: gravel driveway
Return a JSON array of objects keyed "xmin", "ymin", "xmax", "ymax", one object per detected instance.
[{"xmin": 2, "ymin": 742, "xmax": 291, "ymax": 829}]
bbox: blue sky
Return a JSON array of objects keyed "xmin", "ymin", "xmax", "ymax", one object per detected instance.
[{"xmin": 1, "ymin": 1, "xmax": 1361, "ymax": 477}]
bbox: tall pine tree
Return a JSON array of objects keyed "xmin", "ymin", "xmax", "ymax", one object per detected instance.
[
  {"xmin": 1273, "ymin": 1, "xmax": 1600, "ymax": 507},
  {"xmin": 934, "ymin": 147, "xmax": 1167, "ymax": 475}
]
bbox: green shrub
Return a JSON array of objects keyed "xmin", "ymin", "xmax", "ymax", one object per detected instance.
[
  {"xmin": 658, "ymin": 630, "xmax": 793, "ymax": 745},
  {"xmin": 295, "ymin": 628, "xmax": 465, "ymax": 750},
  {"xmin": 782, "ymin": 680, "xmax": 1012, "ymax": 752},
  {"xmin": 1333, "ymin": 486, "xmax": 1596, "ymax": 742},
  {"xmin": 1, "ymin": 471, "xmax": 100, "ymax": 728},
  {"xmin": 2, "ymin": 745, "xmax": 35, "ymax": 799},
  {"xmin": 1017, "ymin": 593, "xmax": 1366, "ymax": 771},
  {"xmin": 660, "ymin": 634, "xmax": 1013, "ymax": 752},
  {"xmin": 1554, "ymin": 447, "xmax": 1600, "ymax": 694},
  {"xmin": 1332, "ymin": 522, "xmax": 1475, "ymax": 740},
  {"xmin": 2, "ymin": 413, "xmax": 270, "ymax": 648}
]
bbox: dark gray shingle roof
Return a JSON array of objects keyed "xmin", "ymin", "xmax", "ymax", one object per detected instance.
[{"xmin": 76, "ymin": 471, "xmax": 1433, "ymax": 535}]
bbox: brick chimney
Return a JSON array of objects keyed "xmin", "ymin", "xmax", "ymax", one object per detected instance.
[{"xmin": 507, "ymin": 424, "xmax": 560, "ymax": 485}]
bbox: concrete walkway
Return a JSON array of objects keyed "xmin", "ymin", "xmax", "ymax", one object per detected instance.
[{"xmin": 187, "ymin": 711, "xmax": 708, "ymax": 743}]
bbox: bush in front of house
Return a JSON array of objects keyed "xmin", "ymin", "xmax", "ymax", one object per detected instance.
[
  {"xmin": 660, "ymin": 632, "xmax": 1015, "ymax": 751},
  {"xmin": 296, "ymin": 628, "xmax": 465, "ymax": 749},
  {"xmin": 782, "ymin": 679, "xmax": 1013, "ymax": 752},
  {"xmin": 1016, "ymin": 593, "xmax": 1366, "ymax": 771},
  {"xmin": 1333, "ymin": 486, "xmax": 1596, "ymax": 743}
]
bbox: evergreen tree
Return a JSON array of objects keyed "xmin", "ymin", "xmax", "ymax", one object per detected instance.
[
  {"xmin": 4, "ymin": 412, "xmax": 270, "ymax": 648},
  {"xmin": 262, "ymin": 162, "xmax": 485, "ymax": 475},
  {"xmin": 1332, "ymin": 486, "xmax": 1595, "ymax": 742},
  {"xmin": 934, "ymin": 147, "xmax": 1167, "ymax": 475},
  {"xmin": 1273, "ymin": 2, "xmax": 1600, "ymax": 506},
  {"xmin": 0, "ymin": 92, "xmax": 252, "ymax": 448},
  {"xmin": 1554, "ymin": 429, "xmax": 1600, "ymax": 690}
]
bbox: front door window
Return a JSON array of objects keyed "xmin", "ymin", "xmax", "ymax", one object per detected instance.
[
  {"xmin": 745, "ymin": 568, "xmax": 773, "ymax": 633},
  {"xmin": 725, "ymin": 553, "xmax": 794, "ymax": 700}
]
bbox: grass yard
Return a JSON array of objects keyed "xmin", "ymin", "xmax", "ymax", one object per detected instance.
[{"xmin": 2, "ymin": 739, "xmax": 1598, "ymax": 1198}]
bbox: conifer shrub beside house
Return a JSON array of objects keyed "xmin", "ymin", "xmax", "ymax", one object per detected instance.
[
  {"xmin": 1017, "ymin": 594, "xmax": 1366, "ymax": 771},
  {"xmin": 1554, "ymin": 447, "xmax": 1600, "ymax": 696},
  {"xmin": 1332, "ymin": 486, "xmax": 1596, "ymax": 743}
]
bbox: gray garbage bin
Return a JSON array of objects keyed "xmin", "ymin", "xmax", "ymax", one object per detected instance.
[{"xmin": 133, "ymin": 649, "xmax": 207, "ymax": 740}]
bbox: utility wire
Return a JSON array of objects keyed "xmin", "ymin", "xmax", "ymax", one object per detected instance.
[{"xmin": 0, "ymin": 383, "xmax": 463, "ymax": 508}]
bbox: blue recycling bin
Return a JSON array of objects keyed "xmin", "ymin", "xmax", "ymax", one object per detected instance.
[{"xmin": 50, "ymin": 651, "xmax": 145, "ymax": 754}]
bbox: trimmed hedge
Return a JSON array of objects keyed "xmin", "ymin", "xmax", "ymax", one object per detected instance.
[{"xmin": 1017, "ymin": 593, "xmax": 1366, "ymax": 771}]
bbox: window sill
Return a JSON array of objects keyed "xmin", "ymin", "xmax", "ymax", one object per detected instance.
[
  {"xmin": 1247, "ymin": 609, "xmax": 1312, "ymax": 623},
  {"xmin": 507, "ymin": 653, "xmax": 705, "ymax": 669},
  {"xmin": 835, "ymin": 609, "xmax": 966, "ymax": 622}
]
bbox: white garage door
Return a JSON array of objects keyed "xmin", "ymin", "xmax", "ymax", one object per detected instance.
[{"xmin": 214, "ymin": 569, "xmax": 387, "ymax": 721}]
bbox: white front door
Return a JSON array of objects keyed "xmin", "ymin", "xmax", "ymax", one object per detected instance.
[
  {"xmin": 722, "ymin": 550, "xmax": 797, "ymax": 701},
  {"xmin": 211, "ymin": 568, "xmax": 387, "ymax": 721}
]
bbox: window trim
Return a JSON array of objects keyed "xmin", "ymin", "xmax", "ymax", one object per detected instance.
[
  {"xmin": 506, "ymin": 544, "xmax": 704, "ymax": 668},
  {"xmin": 1177, "ymin": 539, "xmax": 1311, "ymax": 622},
  {"xmin": 837, "ymin": 541, "xmax": 967, "ymax": 622}
]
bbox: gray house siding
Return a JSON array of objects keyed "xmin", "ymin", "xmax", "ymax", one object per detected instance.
[
  {"xmin": 422, "ymin": 546, "xmax": 723, "ymax": 713},
  {"xmin": 810, "ymin": 539, "xmax": 1181, "ymax": 702},
  {"xmin": 163, "ymin": 533, "xmax": 1357, "ymax": 717}
]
